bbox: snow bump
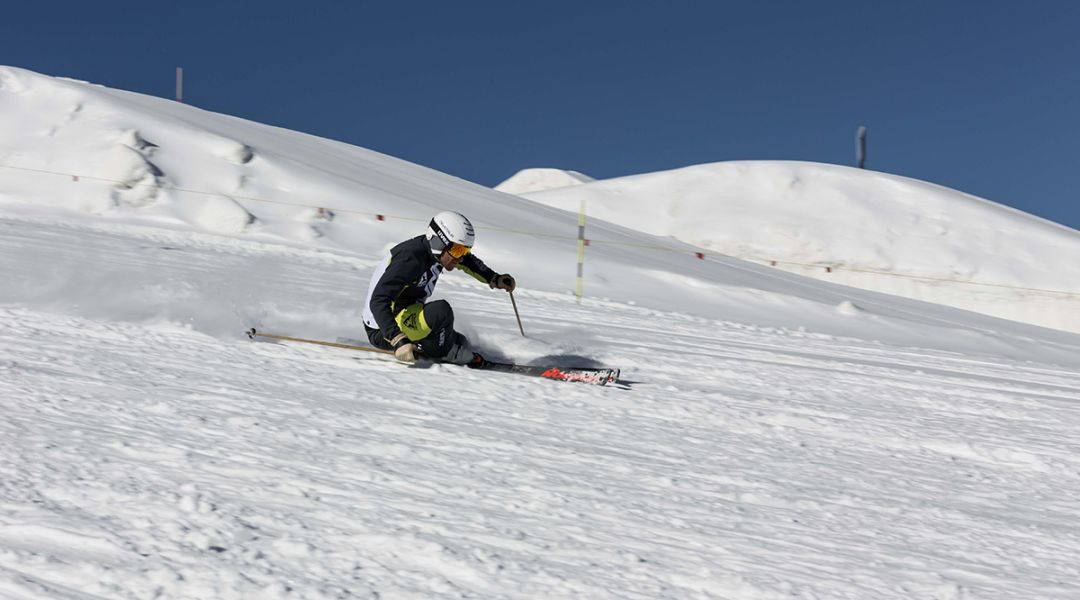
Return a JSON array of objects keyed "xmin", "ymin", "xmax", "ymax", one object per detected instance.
[
  {"xmin": 216, "ymin": 139, "xmax": 256, "ymax": 165},
  {"xmin": 172, "ymin": 194, "xmax": 256, "ymax": 234}
]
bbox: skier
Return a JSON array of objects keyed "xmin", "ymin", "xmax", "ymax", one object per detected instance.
[{"xmin": 362, "ymin": 211, "xmax": 516, "ymax": 365}]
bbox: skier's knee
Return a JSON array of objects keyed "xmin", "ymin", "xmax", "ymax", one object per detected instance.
[{"xmin": 422, "ymin": 300, "xmax": 454, "ymax": 331}]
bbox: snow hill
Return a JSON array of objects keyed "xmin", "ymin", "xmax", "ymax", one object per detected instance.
[
  {"xmin": 3, "ymin": 66, "xmax": 1080, "ymax": 598},
  {"xmin": 494, "ymin": 168, "xmax": 595, "ymax": 194},
  {"xmin": 501, "ymin": 164, "xmax": 1080, "ymax": 335}
]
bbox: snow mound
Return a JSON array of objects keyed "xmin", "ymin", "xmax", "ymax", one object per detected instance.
[
  {"xmin": 494, "ymin": 168, "xmax": 595, "ymax": 194},
  {"xmin": 173, "ymin": 194, "xmax": 256, "ymax": 234},
  {"xmin": 0, "ymin": 67, "xmax": 282, "ymax": 230},
  {"xmin": 520, "ymin": 161, "xmax": 1080, "ymax": 333}
]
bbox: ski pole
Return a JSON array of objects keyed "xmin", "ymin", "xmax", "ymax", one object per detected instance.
[
  {"xmin": 509, "ymin": 291, "xmax": 525, "ymax": 337},
  {"xmin": 246, "ymin": 328, "xmax": 394, "ymax": 355}
]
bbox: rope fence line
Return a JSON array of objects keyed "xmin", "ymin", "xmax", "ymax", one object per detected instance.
[{"xmin": 2, "ymin": 161, "xmax": 1079, "ymax": 300}]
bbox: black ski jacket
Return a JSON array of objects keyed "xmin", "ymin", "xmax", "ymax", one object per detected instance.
[{"xmin": 362, "ymin": 235, "xmax": 496, "ymax": 344}]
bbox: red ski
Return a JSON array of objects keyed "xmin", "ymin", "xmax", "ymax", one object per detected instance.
[{"xmin": 469, "ymin": 359, "xmax": 620, "ymax": 386}]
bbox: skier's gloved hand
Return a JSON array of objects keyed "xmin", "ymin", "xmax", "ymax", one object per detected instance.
[
  {"xmin": 389, "ymin": 333, "xmax": 417, "ymax": 363},
  {"xmin": 490, "ymin": 273, "xmax": 516, "ymax": 292}
]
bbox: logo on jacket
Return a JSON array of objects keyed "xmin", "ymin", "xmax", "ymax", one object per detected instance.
[{"xmin": 420, "ymin": 264, "xmax": 442, "ymax": 297}]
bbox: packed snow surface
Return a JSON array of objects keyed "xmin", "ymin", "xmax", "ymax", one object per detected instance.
[
  {"xmin": 507, "ymin": 164, "xmax": 1080, "ymax": 334},
  {"xmin": 2, "ymin": 66, "xmax": 1080, "ymax": 598}
]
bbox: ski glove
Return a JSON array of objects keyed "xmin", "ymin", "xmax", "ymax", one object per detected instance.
[
  {"xmin": 490, "ymin": 273, "xmax": 516, "ymax": 293},
  {"xmin": 389, "ymin": 332, "xmax": 417, "ymax": 363}
]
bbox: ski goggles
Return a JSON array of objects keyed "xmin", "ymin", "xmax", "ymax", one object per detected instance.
[{"xmin": 446, "ymin": 242, "xmax": 472, "ymax": 259}]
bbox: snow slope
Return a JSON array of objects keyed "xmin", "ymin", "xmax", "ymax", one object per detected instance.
[
  {"xmin": 506, "ymin": 163, "xmax": 1080, "ymax": 334},
  {"xmin": 2, "ymin": 67, "xmax": 1080, "ymax": 598},
  {"xmin": 4, "ymin": 217, "xmax": 1080, "ymax": 599}
]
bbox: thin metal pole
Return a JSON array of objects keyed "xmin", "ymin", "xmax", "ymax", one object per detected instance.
[
  {"xmin": 176, "ymin": 67, "xmax": 184, "ymax": 103},
  {"xmin": 856, "ymin": 126, "xmax": 867, "ymax": 168},
  {"xmin": 575, "ymin": 198, "xmax": 586, "ymax": 304},
  {"xmin": 509, "ymin": 291, "xmax": 525, "ymax": 337}
]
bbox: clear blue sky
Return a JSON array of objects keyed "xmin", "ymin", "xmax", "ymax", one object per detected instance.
[{"xmin": 4, "ymin": 1, "xmax": 1079, "ymax": 229}]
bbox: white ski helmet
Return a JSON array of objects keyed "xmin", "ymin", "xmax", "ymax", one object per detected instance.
[{"xmin": 426, "ymin": 211, "xmax": 475, "ymax": 256}]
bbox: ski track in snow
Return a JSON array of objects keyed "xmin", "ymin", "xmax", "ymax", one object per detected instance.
[{"xmin": 2, "ymin": 217, "xmax": 1080, "ymax": 599}]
